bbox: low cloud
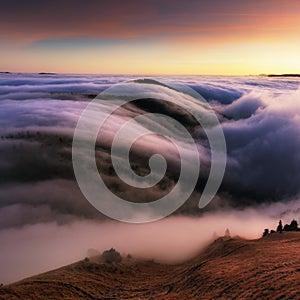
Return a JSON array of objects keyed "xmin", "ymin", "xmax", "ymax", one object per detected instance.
[
  {"xmin": 0, "ymin": 73, "xmax": 300, "ymax": 284},
  {"xmin": 221, "ymin": 89, "xmax": 300, "ymax": 202},
  {"xmin": 1, "ymin": 201, "xmax": 299, "ymax": 284}
]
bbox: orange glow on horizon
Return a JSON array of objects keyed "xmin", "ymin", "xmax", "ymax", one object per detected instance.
[{"xmin": 1, "ymin": 1, "xmax": 300, "ymax": 75}]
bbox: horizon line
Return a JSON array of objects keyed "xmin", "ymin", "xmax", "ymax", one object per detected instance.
[{"xmin": 0, "ymin": 70, "xmax": 277, "ymax": 77}]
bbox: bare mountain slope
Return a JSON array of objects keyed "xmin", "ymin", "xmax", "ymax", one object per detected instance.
[{"xmin": 1, "ymin": 232, "xmax": 300, "ymax": 300}]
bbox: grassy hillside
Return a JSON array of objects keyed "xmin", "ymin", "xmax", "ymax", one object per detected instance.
[{"xmin": 1, "ymin": 232, "xmax": 300, "ymax": 299}]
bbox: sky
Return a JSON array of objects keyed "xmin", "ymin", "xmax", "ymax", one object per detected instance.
[{"xmin": 1, "ymin": 0, "xmax": 300, "ymax": 75}]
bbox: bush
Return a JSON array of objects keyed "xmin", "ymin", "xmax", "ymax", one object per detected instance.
[
  {"xmin": 262, "ymin": 229, "xmax": 269, "ymax": 237},
  {"xmin": 87, "ymin": 248, "xmax": 100, "ymax": 257},
  {"xmin": 283, "ymin": 219, "xmax": 300, "ymax": 232},
  {"xmin": 101, "ymin": 248, "xmax": 122, "ymax": 264},
  {"xmin": 225, "ymin": 228, "xmax": 231, "ymax": 238}
]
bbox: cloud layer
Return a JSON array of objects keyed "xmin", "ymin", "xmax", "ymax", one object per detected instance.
[{"xmin": 0, "ymin": 73, "xmax": 300, "ymax": 283}]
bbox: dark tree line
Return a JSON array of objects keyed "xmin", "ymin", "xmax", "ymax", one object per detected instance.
[{"xmin": 263, "ymin": 219, "xmax": 299, "ymax": 237}]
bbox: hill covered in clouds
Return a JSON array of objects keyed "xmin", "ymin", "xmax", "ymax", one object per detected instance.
[
  {"xmin": 1, "ymin": 73, "xmax": 300, "ymax": 220},
  {"xmin": 0, "ymin": 73, "xmax": 300, "ymax": 283}
]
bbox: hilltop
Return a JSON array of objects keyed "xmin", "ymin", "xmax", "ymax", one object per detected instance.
[
  {"xmin": 267, "ymin": 74, "xmax": 300, "ymax": 78},
  {"xmin": 0, "ymin": 232, "xmax": 299, "ymax": 299}
]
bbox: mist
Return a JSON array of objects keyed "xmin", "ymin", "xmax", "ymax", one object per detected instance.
[
  {"xmin": 1, "ymin": 73, "xmax": 300, "ymax": 284},
  {"xmin": 1, "ymin": 199, "xmax": 298, "ymax": 285}
]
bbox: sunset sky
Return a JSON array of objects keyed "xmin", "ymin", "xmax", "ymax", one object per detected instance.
[{"xmin": 1, "ymin": 0, "xmax": 300, "ymax": 75}]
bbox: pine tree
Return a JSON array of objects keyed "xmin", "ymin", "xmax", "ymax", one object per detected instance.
[{"xmin": 276, "ymin": 220, "xmax": 283, "ymax": 233}]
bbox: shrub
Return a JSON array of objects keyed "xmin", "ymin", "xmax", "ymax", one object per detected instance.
[
  {"xmin": 87, "ymin": 248, "xmax": 100, "ymax": 257},
  {"xmin": 101, "ymin": 248, "xmax": 122, "ymax": 264},
  {"xmin": 225, "ymin": 228, "xmax": 231, "ymax": 238},
  {"xmin": 283, "ymin": 219, "xmax": 300, "ymax": 232},
  {"xmin": 262, "ymin": 229, "xmax": 269, "ymax": 237}
]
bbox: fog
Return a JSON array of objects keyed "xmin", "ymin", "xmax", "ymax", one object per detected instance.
[
  {"xmin": 0, "ymin": 73, "xmax": 300, "ymax": 284},
  {"xmin": 2, "ymin": 199, "xmax": 299, "ymax": 284}
]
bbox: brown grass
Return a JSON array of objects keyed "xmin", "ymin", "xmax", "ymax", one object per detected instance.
[{"xmin": 1, "ymin": 232, "xmax": 299, "ymax": 299}]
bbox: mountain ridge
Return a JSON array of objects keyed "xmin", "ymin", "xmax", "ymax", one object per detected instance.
[{"xmin": 1, "ymin": 232, "xmax": 300, "ymax": 299}]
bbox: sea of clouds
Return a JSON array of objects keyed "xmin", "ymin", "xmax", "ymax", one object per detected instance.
[{"xmin": 0, "ymin": 73, "xmax": 299, "ymax": 283}]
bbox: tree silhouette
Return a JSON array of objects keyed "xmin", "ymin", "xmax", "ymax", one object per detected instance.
[
  {"xmin": 225, "ymin": 228, "xmax": 231, "ymax": 238},
  {"xmin": 276, "ymin": 220, "xmax": 283, "ymax": 233},
  {"xmin": 283, "ymin": 219, "xmax": 300, "ymax": 231},
  {"xmin": 290, "ymin": 219, "xmax": 298, "ymax": 231},
  {"xmin": 263, "ymin": 229, "xmax": 269, "ymax": 237}
]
